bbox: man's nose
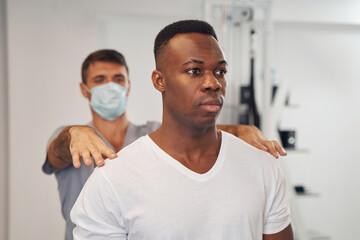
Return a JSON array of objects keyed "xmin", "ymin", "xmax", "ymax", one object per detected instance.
[{"xmin": 201, "ymin": 72, "xmax": 222, "ymax": 92}]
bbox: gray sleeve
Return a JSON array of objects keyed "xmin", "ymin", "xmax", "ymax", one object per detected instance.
[
  {"xmin": 122, "ymin": 121, "xmax": 160, "ymax": 148},
  {"xmin": 42, "ymin": 126, "xmax": 66, "ymax": 175},
  {"xmin": 42, "ymin": 123, "xmax": 97, "ymax": 239},
  {"xmin": 144, "ymin": 121, "xmax": 161, "ymax": 132},
  {"xmin": 56, "ymin": 163, "xmax": 95, "ymax": 239}
]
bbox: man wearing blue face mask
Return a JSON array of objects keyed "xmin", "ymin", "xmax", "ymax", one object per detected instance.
[
  {"xmin": 83, "ymin": 82, "xmax": 128, "ymax": 121},
  {"xmin": 42, "ymin": 49, "xmax": 286, "ymax": 240}
]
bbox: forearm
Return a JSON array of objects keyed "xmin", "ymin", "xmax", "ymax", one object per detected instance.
[{"xmin": 47, "ymin": 126, "xmax": 73, "ymax": 170}]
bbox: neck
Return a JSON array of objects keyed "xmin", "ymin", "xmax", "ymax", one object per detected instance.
[
  {"xmin": 149, "ymin": 117, "xmax": 222, "ymax": 174},
  {"xmin": 159, "ymin": 119, "xmax": 218, "ymax": 143},
  {"xmin": 92, "ymin": 111, "xmax": 129, "ymax": 152},
  {"xmin": 158, "ymin": 110, "xmax": 220, "ymax": 145}
]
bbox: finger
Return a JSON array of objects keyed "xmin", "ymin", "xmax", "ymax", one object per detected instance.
[
  {"xmin": 72, "ymin": 151, "xmax": 81, "ymax": 168},
  {"xmin": 273, "ymin": 141, "xmax": 287, "ymax": 156},
  {"xmin": 91, "ymin": 150, "xmax": 105, "ymax": 167},
  {"xmin": 252, "ymin": 141, "xmax": 268, "ymax": 152},
  {"xmin": 80, "ymin": 150, "xmax": 93, "ymax": 166},
  {"xmin": 263, "ymin": 141, "xmax": 279, "ymax": 159},
  {"xmin": 101, "ymin": 147, "xmax": 117, "ymax": 160}
]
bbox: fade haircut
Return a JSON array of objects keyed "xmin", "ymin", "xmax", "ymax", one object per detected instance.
[
  {"xmin": 81, "ymin": 49, "xmax": 129, "ymax": 84},
  {"xmin": 153, "ymin": 19, "xmax": 218, "ymax": 69}
]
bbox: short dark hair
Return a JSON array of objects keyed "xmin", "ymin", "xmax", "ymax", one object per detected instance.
[
  {"xmin": 153, "ymin": 20, "xmax": 218, "ymax": 68},
  {"xmin": 81, "ymin": 49, "xmax": 129, "ymax": 84}
]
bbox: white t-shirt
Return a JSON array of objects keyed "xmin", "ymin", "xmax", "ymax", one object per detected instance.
[{"xmin": 71, "ymin": 131, "xmax": 291, "ymax": 240}]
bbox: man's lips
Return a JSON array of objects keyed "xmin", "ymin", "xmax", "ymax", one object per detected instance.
[{"xmin": 199, "ymin": 97, "xmax": 223, "ymax": 112}]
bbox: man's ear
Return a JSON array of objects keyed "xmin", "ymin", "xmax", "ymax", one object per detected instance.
[
  {"xmin": 151, "ymin": 70, "xmax": 165, "ymax": 93},
  {"xmin": 80, "ymin": 82, "xmax": 90, "ymax": 99}
]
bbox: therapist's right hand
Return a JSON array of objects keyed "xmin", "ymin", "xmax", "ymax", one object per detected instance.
[{"xmin": 69, "ymin": 126, "xmax": 118, "ymax": 168}]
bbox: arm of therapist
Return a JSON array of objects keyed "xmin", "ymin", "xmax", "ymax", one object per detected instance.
[
  {"xmin": 47, "ymin": 126, "xmax": 117, "ymax": 169},
  {"xmin": 48, "ymin": 124, "xmax": 286, "ymax": 169}
]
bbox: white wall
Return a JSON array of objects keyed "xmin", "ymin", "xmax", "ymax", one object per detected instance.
[{"xmin": 5, "ymin": 0, "xmax": 360, "ymax": 239}]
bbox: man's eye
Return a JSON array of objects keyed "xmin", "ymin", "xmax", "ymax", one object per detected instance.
[
  {"xmin": 115, "ymin": 78, "xmax": 124, "ymax": 83},
  {"xmin": 215, "ymin": 69, "xmax": 227, "ymax": 76},
  {"xmin": 94, "ymin": 79, "xmax": 104, "ymax": 83},
  {"xmin": 187, "ymin": 68, "xmax": 201, "ymax": 75}
]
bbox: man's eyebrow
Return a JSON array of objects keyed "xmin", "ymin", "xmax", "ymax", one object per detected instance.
[
  {"xmin": 92, "ymin": 75, "xmax": 105, "ymax": 79},
  {"xmin": 182, "ymin": 59, "xmax": 228, "ymax": 66},
  {"xmin": 218, "ymin": 60, "xmax": 228, "ymax": 66},
  {"xmin": 114, "ymin": 74, "xmax": 125, "ymax": 78},
  {"xmin": 92, "ymin": 74, "xmax": 125, "ymax": 79},
  {"xmin": 182, "ymin": 59, "xmax": 204, "ymax": 66}
]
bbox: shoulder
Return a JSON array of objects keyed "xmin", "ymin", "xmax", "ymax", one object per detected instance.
[
  {"xmin": 95, "ymin": 135, "xmax": 165, "ymax": 194},
  {"xmin": 221, "ymin": 130, "xmax": 279, "ymax": 170},
  {"xmin": 221, "ymin": 131, "xmax": 272, "ymax": 157},
  {"xmin": 222, "ymin": 131, "xmax": 286, "ymax": 191},
  {"xmin": 102, "ymin": 135, "xmax": 153, "ymax": 173}
]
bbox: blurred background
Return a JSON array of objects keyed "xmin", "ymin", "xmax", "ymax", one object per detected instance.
[{"xmin": 1, "ymin": 0, "xmax": 359, "ymax": 239}]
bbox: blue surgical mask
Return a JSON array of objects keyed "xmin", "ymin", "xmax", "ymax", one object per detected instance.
[{"xmin": 86, "ymin": 82, "xmax": 127, "ymax": 121}]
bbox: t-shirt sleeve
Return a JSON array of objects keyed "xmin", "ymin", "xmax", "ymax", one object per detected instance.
[
  {"xmin": 42, "ymin": 126, "xmax": 66, "ymax": 174},
  {"xmin": 71, "ymin": 167, "xmax": 127, "ymax": 240},
  {"xmin": 263, "ymin": 159, "xmax": 291, "ymax": 234}
]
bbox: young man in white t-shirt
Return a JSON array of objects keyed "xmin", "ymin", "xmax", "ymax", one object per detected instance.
[{"xmin": 71, "ymin": 20, "xmax": 293, "ymax": 240}]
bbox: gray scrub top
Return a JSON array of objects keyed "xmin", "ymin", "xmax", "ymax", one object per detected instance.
[{"xmin": 42, "ymin": 121, "xmax": 160, "ymax": 240}]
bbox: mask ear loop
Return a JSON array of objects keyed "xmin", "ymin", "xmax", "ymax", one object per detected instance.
[
  {"xmin": 83, "ymin": 84, "xmax": 91, "ymax": 93},
  {"xmin": 83, "ymin": 84, "xmax": 92, "ymax": 99}
]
